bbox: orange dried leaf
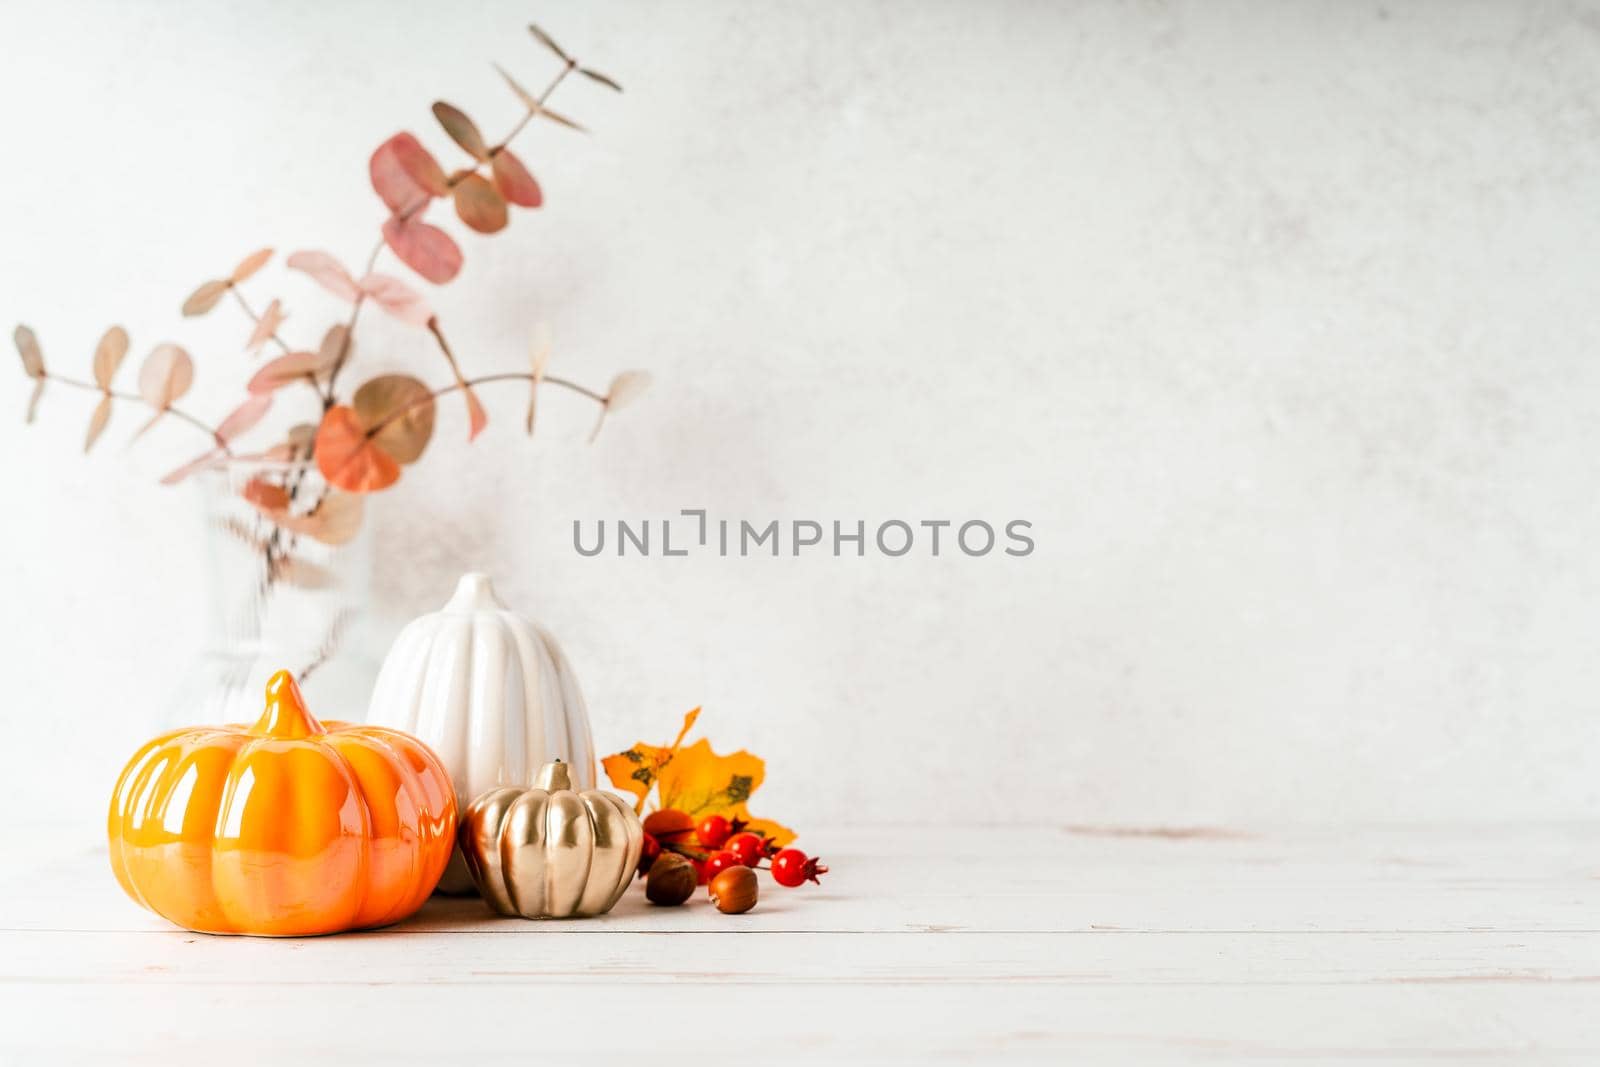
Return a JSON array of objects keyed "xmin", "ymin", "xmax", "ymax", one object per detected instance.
[
  {"xmin": 370, "ymin": 133, "xmax": 448, "ymax": 213},
  {"xmin": 452, "ymin": 173, "xmax": 508, "ymax": 234},
  {"xmin": 138, "ymin": 344, "xmax": 193, "ymax": 410},
  {"xmin": 353, "ymin": 374, "xmax": 435, "ymax": 464},
  {"xmin": 241, "ymin": 476, "xmax": 291, "ymax": 511},
  {"xmin": 181, "ymin": 279, "xmax": 230, "ymax": 317},
  {"xmin": 432, "ymin": 101, "xmax": 489, "ymax": 161},
  {"xmin": 358, "ymin": 272, "xmax": 433, "ymax": 327},
  {"xmin": 286, "ymin": 250, "xmax": 361, "ymax": 302},
  {"xmin": 314, "ymin": 405, "xmax": 401, "ymax": 493},
  {"xmin": 14, "ymin": 325, "xmax": 45, "ymax": 379},
  {"xmin": 245, "ymin": 298, "xmax": 285, "ymax": 353},
  {"xmin": 382, "ymin": 216, "xmax": 463, "ymax": 284},
  {"xmin": 230, "ymin": 247, "xmax": 273, "ymax": 284},
  {"xmin": 490, "ymin": 148, "xmax": 542, "ymax": 208},
  {"xmin": 83, "ymin": 394, "xmax": 113, "ymax": 453}
]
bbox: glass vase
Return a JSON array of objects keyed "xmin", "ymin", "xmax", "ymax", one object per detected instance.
[{"xmin": 162, "ymin": 460, "xmax": 381, "ymax": 728}]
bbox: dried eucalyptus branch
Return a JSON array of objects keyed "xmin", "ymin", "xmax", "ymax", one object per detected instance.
[{"xmin": 12, "ymin": 21, "xmax": 649, "ymax": 566}]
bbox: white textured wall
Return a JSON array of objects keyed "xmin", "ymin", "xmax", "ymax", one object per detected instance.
[{"xmin": 3, "ymin": 0, "xmax": 1598, "ymax": 845}]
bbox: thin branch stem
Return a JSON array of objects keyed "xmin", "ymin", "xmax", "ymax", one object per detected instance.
[
  {"xmin": 505, "ymin": 61, "xmax": 577, "ymax": 143},
  {"xmin": 43, "ymin": 372, "xmax": 229, "ymax": 449},
  {"xmin": 363, "ymin": 370, "xmax": 605, "ymax": 439},
  {"xmin": 229, "ymin": 287, "xmax": 293, "ymax": 356}
]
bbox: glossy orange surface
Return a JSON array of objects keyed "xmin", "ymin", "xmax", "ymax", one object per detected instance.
[{"xmin": 108, "ymin": 670, "xmax": 456, "ymax": 936}]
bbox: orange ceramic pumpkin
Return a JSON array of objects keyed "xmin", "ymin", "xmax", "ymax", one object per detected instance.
[{"xmin": 108, "ymin": 670, "xmax": 456, "ymax": 936}]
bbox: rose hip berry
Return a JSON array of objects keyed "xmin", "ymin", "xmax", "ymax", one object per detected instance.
[
  {"xmin": 695, "ymin": 814, "xmax": 732, "ymax": 849},
  {"xmin": 771, "ymin": 848, "xmax": 828, "ymax": 887},
  {"xmin": 637, "ymin": 832, "xmax": 662, "ymax": 876},
  {"xmin": 703, "ymin": 849, "xmax": 742, "ymax": 880},
  {"xmin": 724, "ymin": 831, "xmax": 768, "ymax": 867}
]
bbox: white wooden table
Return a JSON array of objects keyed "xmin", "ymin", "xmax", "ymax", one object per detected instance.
[{"xmin": 3, "ymin": 824, "xmax": 1597, "ymax": 1064}]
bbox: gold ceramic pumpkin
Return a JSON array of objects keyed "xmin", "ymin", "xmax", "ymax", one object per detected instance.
[{"xmin": 459, "ymin": 759, "xmax": 643, "ymax": 918}]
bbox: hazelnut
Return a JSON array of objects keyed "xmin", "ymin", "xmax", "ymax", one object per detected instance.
[
  {"xmin": 645, "ymin": 852, "xmax": 696, "ymax": 906},
  {"xmin": 709, "ymin": 865, "xmax": 758, "ymax": 914}
]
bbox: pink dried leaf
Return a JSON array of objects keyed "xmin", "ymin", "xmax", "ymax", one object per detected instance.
[
  {"xmin": 248, "ymin": 351, "xmax": 325, "ymax": 395},
  {"xmin": 490, "ymin": 148, "xmax": 542, "ymax": 208},
  {"xmin": 230, "ymin": 248, "xmax": 273, "ymax": 284},
  {"xmin": 216, "ymin": 393, "xmax": 272, "ymax": 442},
  {"xmin": 370, "ymin": 133, "xmax": 448, "ymax": 214},
  {"xmin": 464, "ymin": 386, "xmax": 488, "ymax": 441},
  {"xmin": 358, "ymin": 272, "xmax": 434, "ymax": 327},
  {"xmin": 244, "ymin": 298, "xmax": 285, "ymax": 353},
  {"xmin": 589, "ymin": 370, "xmax": 651, "ymax": 443},
  {"xmin": 83, "ymin": 394, "xmax": 113, "ymax": 453},
  {"xmin": 286, "ymin": 251, "xmax": 361, "ymax": 302},
  {"xmin": 138, "ymin": 344, "xmax": 194, "ymax": 411},
  {"xmin": 181, "ymin": 279, "xmax": 230, "ymax": 317},
  {"xmin": 14, "ymin": 324, "xmax": 45, "ymax": 379},
  {"xmin": 92, "ymin": 326, "xmax": 129, "ymax": 389},
  {"xmin": 381, "ymin": 216, "xmax": 463, "ymax": 284},
  {"xmin": 606, "ymin": 370, "xmax": 652, "ymax": 411},
  {"xmin": 158, "ymin": 448, "xmax": 224, "ymax": 486},
  {"xmin": 525, "ymin": 326, "xmax": 550, "ymax": 436}
]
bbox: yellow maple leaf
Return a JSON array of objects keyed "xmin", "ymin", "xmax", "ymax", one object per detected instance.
[
  {"xmin": 601, "ymin": 707, "xmax": 700, "ymax": 813},
  {"xmin": 600, "ymin": 707, "xmax": 797, "ymax": 848},
  {"xmin": 656, "ymin": 739, "xmax": 797, "ymax": 849}
]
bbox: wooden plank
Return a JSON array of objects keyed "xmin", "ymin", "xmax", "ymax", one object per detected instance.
[
  {"xmin": 3, "ymin": 928, "xmax": 1597, "ymax": 986},
  {"xmin": 4, "ymin": 825, "xmax": 1596, "ymax": 1063},
  {"xmin": 2, "ymin": 984, "xmax": 1598, "ymax": 1063}
]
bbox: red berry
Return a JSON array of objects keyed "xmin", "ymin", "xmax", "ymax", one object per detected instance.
[
  {"xmin": 703, "ymin": 849, "xmax": 742, "ymax": 880},
  {"xmin": 637, "ymin": 832, "xmax": 662, "ymax": 876},
  {"xmin": 696, "ymin": 814, "xmax": 732, "ymax": 849},
  {"xmin": 691, "ymin": 856, "xmax": 709, "ymax": 885},
  {"xmin": 724, "ymin": 832, "xmax": 767, "ymax": 867},
  {"xmin": 771, "ymin": 848, "xmax": 828, "ymax": 887}
]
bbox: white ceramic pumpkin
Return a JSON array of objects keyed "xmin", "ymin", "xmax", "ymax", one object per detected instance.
[{"xmin": 366, "ymin": 572, "xmax": 595, "ymax": 892}]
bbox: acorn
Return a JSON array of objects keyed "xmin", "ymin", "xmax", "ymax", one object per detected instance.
[
  {"xmin": 709, "ymin": 865, "xmax": 758, "ymax": 914},
  {"xmin": 645, "ymin": 851, "xmax": 696, "ymax": 906}
]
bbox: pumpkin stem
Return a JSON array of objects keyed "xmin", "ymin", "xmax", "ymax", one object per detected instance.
[
  {"xmin": 252, "ymin": 670, "xmax": 327, "ymax": 739},
  {"xmin": 535, "ymin": 759, "xmax": 573, "ymax": 792}
]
